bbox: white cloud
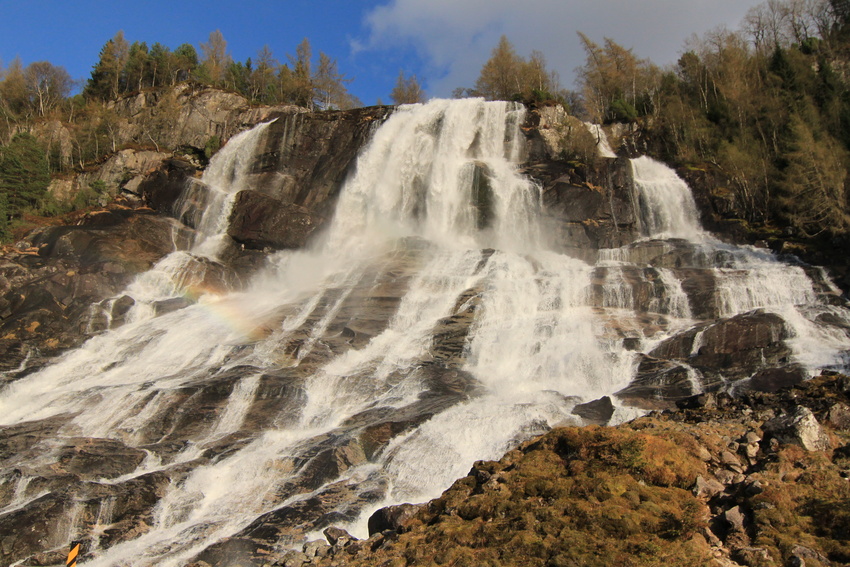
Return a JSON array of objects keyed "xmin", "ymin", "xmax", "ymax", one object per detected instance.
[{"xmin": 358, "ymin": 0, "xmax": 765, "ymax": 96}]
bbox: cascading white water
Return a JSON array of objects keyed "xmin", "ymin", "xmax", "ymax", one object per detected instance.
[
  {"xmin": 631, "ymin": 156, "xmax": 707, "ymax": 241},
  {"xmin": 2, "ymin": 101, "xmax": 849, "ymax": 566},
  {"xmin": 584, "ymin": 122, "xmax": 617, "ymax": 158},
  {"xmin": 625, "ymin": 155, "xmax": 850, "ymax": 374},
  {"xmin": 180, "ymin": 121, "xmax": 275, "ymax": 257},
  {"xmin": 115, "ymin": 121, "xmax": 276, "ymax": 324}
]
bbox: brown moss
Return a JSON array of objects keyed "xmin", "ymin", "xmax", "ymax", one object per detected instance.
[{"xmin": 317, "ymin": 426, "xmax": 714, "ymax": 567}]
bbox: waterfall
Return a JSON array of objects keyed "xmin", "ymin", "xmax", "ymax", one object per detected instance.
[
  {"xmin": 115, "ymin": 122, "xmax": 274, "ymax": 325},
  {"xmin": 626, "ymin": 156, "xmax": 850, "ymax": 375},
  {"xmin": 2, "ymin": 100, "xmax": 849, "ymax": 566},
  {"xmin": 630, "ymin": 156, "xmax": 706, "ymax": 241},
  {"xmin": 584, "ymin": 122, "xmax": 617, "ymax": 158},
  {"xmin": 177, "ymin": 121, "xmax": 274, "ymax": 257}
]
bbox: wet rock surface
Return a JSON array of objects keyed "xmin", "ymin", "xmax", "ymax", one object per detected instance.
[
  {"xmin": 227, "ymin": 190, "xmax": 324, "ymax": 250},
  {"xmin": 0, "ymin": 207, "xmax": 184, "ymax": 374}
]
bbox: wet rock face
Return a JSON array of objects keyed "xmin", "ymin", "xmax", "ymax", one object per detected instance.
[
  {"xmin": 0, "ymin": 243, "xmax": 483, "ymax": 565},
  {"xmin": 227, "ymin": 190, "xmax": 324, "ymax": 250},
  {"xmin": 529, "ymin": 157, "xmax": 640, "ymax": 257},
  {"xmin": 249, "ymin": 107, "xmax": 392, "ymax": 216},
  {"xmin": 0, "ymin": 209, "xmax": 182, "ymax": 372},
  {"xmin": 617, "ymin": 310, "xmax": 799, "ymax": 408},
  {"xmin": 137, "ymin": 157, "xmax": 200, "ymax": 214},
  {"xmin": 134, "ymin": 106, "xmax": 392, "ymax": 254}
]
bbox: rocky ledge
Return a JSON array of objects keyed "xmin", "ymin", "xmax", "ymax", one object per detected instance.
[{"xmin": 216, "ymin": 373, "xmax": 850, "ymax": 567}]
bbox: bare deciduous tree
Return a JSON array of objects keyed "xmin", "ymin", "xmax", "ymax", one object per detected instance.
[{"xmin": 390, "ymin": 70, "xmax": 425, "ymax": 105}]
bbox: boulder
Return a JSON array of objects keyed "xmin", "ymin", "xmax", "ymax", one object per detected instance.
[
  {"xmin": 367, "ymin": 503, "xmax": 422, "ymax": 536},
  {"xmin": 763, "ymin": 406, "xmax": 832, "ymax": 452},
  {"xmin": 571, "ymin": 396, "xmax": 615, "ymax": 424},
  {"xmin": 827, "ymin": 402, "xmax": 850, "ymax": 430},
  {"xmin": 742, "ymin": 366, "xmax": 807, "ymax": 393},
  {"xmin": 615, "ymin": 355, "xmax": 700, "ymax": 408},
  {"xmin": 324, "ymin": 526, "xmax": 355, "ymax": 547}
]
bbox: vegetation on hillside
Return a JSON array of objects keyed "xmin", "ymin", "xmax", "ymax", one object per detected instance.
[
  {"xmin": 569, "ymin": 0, "xmax": 850, "ymax": 238},
  {"xmin": 0, "ymin": 30, "xmax": 372, "ymax": 239},
  {"xmin": 80, "ymin": 31, "xmax": 361, "ymax": 111},
  {"xmin": 308, "ymin": 374, "xmax": 850, "ymax": 567},
  {"xmin": 452, "ymin": 0, "xmax": 850, "ymax": 241}
]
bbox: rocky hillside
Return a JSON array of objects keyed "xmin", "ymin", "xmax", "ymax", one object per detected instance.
[
  {"xmin": 243, "ymin": 373, "xmax": 850, "ymax": 567},
  {"xmin": 0, "ymin": 98, "xmax": 390, "ymax": 376},
  {"xmin": 40, "ymin": 84, "xmax": 305, "ymax": 209}
]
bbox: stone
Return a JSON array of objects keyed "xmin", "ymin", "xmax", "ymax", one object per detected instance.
[
  {"xmin": 743, "ymin": 432, "xmax": 761, "ymax": 445},
  {"xmin": 571, "ymin": 396, "xmax": 615, "ymax": 424},
  {"xmin": 324, "ymin": 526, "xmax": 355, "ymax": 546},
  {"xmin": 695, "ymin": 444, "xmax": 713, "ymax": 462},
  {"xmin": 730, "ymin": 546, "xmax": 774, "ymax": 565},
  {"xmin": 827, "ymin": 402, "xmax": 850, "ymax": 430},
  {"xmin": 764, "ymin": 407, "xmax": 832, "ymax": 452},
  {"xmin": 720, "ymin": 450, "xmax": 743, "ymax": 470},
  {"xmin": 153, "ymin": 297, "xmax": 193, "ymax": 316},
  {"xmin": 693, "ymin": 475, "xmax": 725, "ymax": 498},
  {"xmin": 647, "ymin": 310, "xmax": 793, "ymax": 389},
  {"xmin": 744, "ymin": 366, "xmax": 806, "ymax": 393},
  {"xmin": 744, "ymin": 479, "xmax": 765, "ymax": 496},
  {"xmin": 615, "ymin": 355, "xmax": 699, "ymax": 408},
  {"xmin": 790, "ymin": 544, "xmax": 830, "ymax": 565},
  {"xmin": 677, "ymin": 393, "xmax": 717, "ymax": 410},
  {"xmin": 367, "ymin": 503, "xmax": 422, "ymax": 536},
  {"xmin": 723, "ymin": 505, "xmax": 746, "ymax": 532},
  {"xmin": 282, "ymin": 550, "xmax": 309, "ymax": 567},
  {"xmin": 303, "ymin": 539, "xmax": 330, "ymax": 558},
  {"xmin": 715, "ymin": 469, "xmax": 737, "ymax": 485}
]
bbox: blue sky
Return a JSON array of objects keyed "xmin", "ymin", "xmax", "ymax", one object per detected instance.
[{"xmin": 1, "ymin": 0, "xmax": 765, "ymax": 106}]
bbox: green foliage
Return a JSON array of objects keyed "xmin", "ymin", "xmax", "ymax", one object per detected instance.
[
  {"xmin": 0, "ymin": 132, "xmax": 56, "ymax": 241},
  {"xmin": 72, "ymin": 184, "xmax": 99, "ymax": 210},
  {"xmin": 204, "ymin": 135, "xmax": 221, "ymax": 160},
  {"xmin": 0, "ymin": 133, "xmax": 50, "ymax": 215},
  {"xmin": 77, "ymin": 31, "xmax": 361, "ymax": 111},
  {"xmin": 0, "ymin": 191, "xmax": 11, "ymax": 242},
  {"xmin": 609, "ymin": 98, "xmax": 639, "ymax": 122}
]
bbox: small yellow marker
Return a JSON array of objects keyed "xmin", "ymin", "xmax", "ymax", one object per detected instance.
[{"xmin": 66, "ymin": 542, "xmax": 81, "ymax": 567}]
